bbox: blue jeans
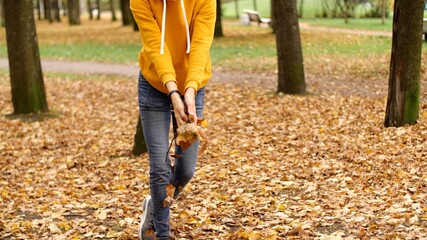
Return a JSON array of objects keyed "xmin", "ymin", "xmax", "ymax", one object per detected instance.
[{"xmin": 138, "ymin": 73, "xmax": 205, "ymax": 239}]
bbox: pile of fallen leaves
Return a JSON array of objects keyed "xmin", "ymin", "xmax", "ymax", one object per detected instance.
[{"xmin": 0, "ymin": 69, "xmax": 426, "ymax": 239}]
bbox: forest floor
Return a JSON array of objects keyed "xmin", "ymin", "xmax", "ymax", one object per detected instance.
[
  {"xmin": 1, "ymin": 19, "xmax": 427, "ymax": 239},
  {"xmin": 1, "ymin": 60, "xmax": 427, "ymax": 239}
]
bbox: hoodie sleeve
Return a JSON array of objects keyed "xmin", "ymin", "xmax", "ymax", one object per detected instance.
[
  {"xmin": 185, "ymin": 0, "xmax": 216, "ymax": 92},
  {"xmin": 130, "ymin": 0, "xmax": 177, "ymax": 86}
]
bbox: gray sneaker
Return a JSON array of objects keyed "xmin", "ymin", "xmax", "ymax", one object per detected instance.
[{"xmin": 138, "ymin": 196, "xmax": 155, "ymax": 240}]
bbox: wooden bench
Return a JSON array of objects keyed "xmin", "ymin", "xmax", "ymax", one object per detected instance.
[{"xmin": 244, "ymin": 10, "xmax": 271, "ymax": 27}]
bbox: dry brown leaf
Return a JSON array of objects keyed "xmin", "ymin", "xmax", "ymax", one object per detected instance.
[{"xmin": 162, "ymin": 184, "xmax": 176, "ymax": 207}]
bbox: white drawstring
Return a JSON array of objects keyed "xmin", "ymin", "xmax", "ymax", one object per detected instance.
[
  {"xmin": 160, "ymin": 0, "xmax": 167, "ymax": 55},
  {"xmin": 180, "ymin": 0, "xmax": 191, "ymax": 54},
  {"xmin": 159, "ymin": 0, "xmax": 191, "ymax": 55}
]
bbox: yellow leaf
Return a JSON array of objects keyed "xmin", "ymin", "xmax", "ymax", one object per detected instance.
[
  {"xmin": 106, "ymin": 231, "xmax": 120, "ymax": 238},
  {"xmin": 180, "ymin": 211, "xmax": 190, "ymax": 220},
  {"xmin": 248, "ymin": 231, "xmax": 262, "ymax": 240},
  {"xmin": 113, "ymin": 185, "xmax": 126, "ymax": 190},
  {"xmin": 57, "ymin": 221, "xmax": 72, "ymax": 231},
  {"xmin": 199, "ymin": 119, "xmax": 209, "ymax": 128}
]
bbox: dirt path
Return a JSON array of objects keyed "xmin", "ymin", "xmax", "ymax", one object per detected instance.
[
  {"xmin": 0, "ymin": 58, "xmax": 139, "ymax": 77},
  {"xmin": 0, "ymin": 58, "xmax": 421, "ymax": 99}
]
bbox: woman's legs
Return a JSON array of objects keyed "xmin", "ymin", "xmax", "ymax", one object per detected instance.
[
  {"xmin": 170, "ymin": 88, "xmax": 205, "ymax": 198},
  {"xmin": 138, "ymin": 73, "xmax": 172, "ymax": 239},
  {"xmin": 138, "ymin": 73, "xmax": 205, "ymax": 239}
]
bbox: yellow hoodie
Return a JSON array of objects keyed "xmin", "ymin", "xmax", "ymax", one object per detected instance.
[{"xmin": 130, "ymin": 0, "xmax": 216, "ymax": 94}]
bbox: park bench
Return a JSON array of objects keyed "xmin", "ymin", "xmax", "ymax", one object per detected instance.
[
  {"xmin": 423, "ymin": 18, "xmax": 427, "ymax": 41},
  {"xmin": 244, "ymin": 10, "xmax": 271, "ymax": 27}
]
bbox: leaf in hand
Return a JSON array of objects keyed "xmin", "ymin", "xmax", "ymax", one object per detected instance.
[
  {"xmin": 176, "ymin": 119, "xmax": 208, "ymax": 151},
  {"xmin": 177, "ymin": 123, "xmax": 199, "ymax": 151}
]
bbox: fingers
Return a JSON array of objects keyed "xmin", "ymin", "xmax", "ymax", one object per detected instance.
[
  {"xmin": 171, "ymin": 89, "xmax": 198, "ymax": 126},
  {"xmin": 172, "ymin": 97, "xmax": 188, "ymax": 126},
  {"xmin": 175, "ymin": 114, "xmax": 186, "ymax": 126},
  {"xmin": 184, "ymin": 89, "xmax": 197, "ymax": 124},
  {"xmin": 177, "ymin": 108, "xmax": 188, "ymax": 125},
  {"xmin": 187, "ymin": 106, "xmax": 197, "ymax": 124}
]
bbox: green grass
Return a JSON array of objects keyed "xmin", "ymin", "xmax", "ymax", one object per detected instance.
[
  {"xmin": 2, "ymin": 16, "xmax": 427, "ymax": 74},
  {"xmin": 0, "ymin": 20, "xmax": 396, "ymax": 73},
  {"xmin": 222, "ymin": 0, "xmax": 399, "ymax": 32},
  {"xmin": 222, "ymin": 0, "xmax": 270, "ymax": 19},
  {"xmin": 208, "ymin": 21, "xmax": 394, "ymax": 72},
  {"xmin": 222, "ymin": 0, "xmax": 319, "ymax": 19},
  {"xmin": 301, "ymin": 18, "xmax": 393, "ymax": 32}
]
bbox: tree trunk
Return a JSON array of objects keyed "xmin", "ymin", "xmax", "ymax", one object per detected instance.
[
  {"xmin": 36, "ymin": 0, "xmax": 42, "ymax": 20},
  {"xmin": 234, "ymin": 0, "xmax": 239, "ymax": 19},
  {"xmin": 299, "ymin": 0, "xmax": 304, "ymax": 18},
  {"xmin": 343, "ymin": 0, "xmax": 349, "ymax": 24},
  {"xmin": 384, "ymin": 0, "xmax": 423, "ymax": 127},
  {"xmin": 62, "ymin": 0, "xmax": 68, "ymax": 16},
  {"xmin": 0, "ymin": 0, "xmax": 4, "ymax": 27},
  {"xmin": 53, "ymin": 0, "xmax": 61, "ymax": 22},
  {"xmin": 381, "ymin": 0, "xmax": 387, "ymax": 24},
  {"xmin": 96, "ymin": 0, "xmax": 101, "ymax": 19},
  {"xmin": 132, "ymin": 12, "xmax": 138, "ymax": 31},
  {"xmin": 68, "ymin": 0, "xmax": 81, "ymax": 25},
  {"xmin": 132, "ymin": 116, "xmax": 147, "ymax": 156},
  {"xmin": 4, "ymin": 0, "xmax": 49, "ymax": 114},
  {"xmin": 120, "ymin": 0, "xmax": 131, "ymax": 26},
  {"xmin": 275, "ymin": 0, "xmax": 306, "ymax": 94},
  {"xmin": 253, "ymin": 0, "xmax": 257, "ymax": 11},
  {"xmin": 110, "ymin": 0, "xmax": 117, "ymax": 21},
  {"xmin": 271, "ymin": 0, "xmax": 276, "ymax": 33},
  {"xmin": 214, "ymin": 0, "xmax": 223, "ymax": 38},
  {"xmin": 87, "ymin": 0, "xmax": 93, "ymax": 19},
  {"xmin": 44, "ymin": 0, "xmax": 52, "ymax": 22}
]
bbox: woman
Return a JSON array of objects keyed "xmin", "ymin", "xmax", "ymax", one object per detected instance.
[{"xmin": 130, "ymin": 0, "xmax": 216, "ymax": 239}]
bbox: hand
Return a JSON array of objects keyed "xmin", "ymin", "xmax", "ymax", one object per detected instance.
[
  {"xmin": 166, "ymin": 81, "xmax": 189, "ymax": 126},
  {"xmin": 184, "ymin": 88, "xmax": 197, "ymax": 125},
  {"xmin": 170, "ymin": 93, "xmax": 188, "ymax": 126}
]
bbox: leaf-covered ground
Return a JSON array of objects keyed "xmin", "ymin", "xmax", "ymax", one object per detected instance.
[{"xmin": 0, "ymin": 66, "xmax": 426, "ymax": 239}]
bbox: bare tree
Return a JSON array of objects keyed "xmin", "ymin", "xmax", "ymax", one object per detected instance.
[
  {"xmin": 320, "ymin": 0, "xmax": 358, "ymax": 20},
  {"xmin": 275, "ymin": 0, "xmax": 306, "ymax": 94},
  {"xmin": 270, "ymin": 0, "xmax": 276, "ymax": 32},
  {"xmin": 214, "ymin": 0, "xmax": 223, "ymax": 37},
  {"xmin": 120, "ymin": 0, "xmax": 132, "ymax": 26},
  {"xmin": 381, "ymin": 0, "xmax": 387, "ymax": 24},
  {"xmin": 62, "ymin": 0, "xmax": 68, "ymax": 16},
  {"xmin": 131, "ymin": 11, "xmax": 138, "ymax": 31},
  {"xmin": 0, "ymin": 0, "xmax": 4, "ymax": 27},
  {"xmin": 68, "ymin": 0, "xmax": 81, "ymax": 25},
  {"xmin": 43, "ymin": 0, "xmax": 52, "ymax": 22},
  {"xmin": 96, "ymin": 0, "xmax": 101, "ymax": 19},
  {"xmin": 384, "ymin": 0, "xmax": 424, "ymax": 127},
  {"xmin": 4, "ymin": 0, "xmax": 49, "ymax": 114},
  {"xmin": 35, "ymin": 0, "xmax": 42, "ymax": 21},
  {"xmin": 110, "ymin": 0, "xmax": 117, "ymax": 21},
  {"xmin": 234, "ymin": 0, "xmax": 239, "ymax": 18},
  {"xmin": 87, "ymin": 0, "xmax": 93, "ymax": 19},
  {"xmin": 299, "ymin": 0, "xmax": 305, "ymax": 18},
  {"xmin": 133, "ymin": 116, "xmax": 147, "ymax": 156},
  {"xmin": 52, "ymin": 0, "xmax": 61, "ymax": 22}
]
